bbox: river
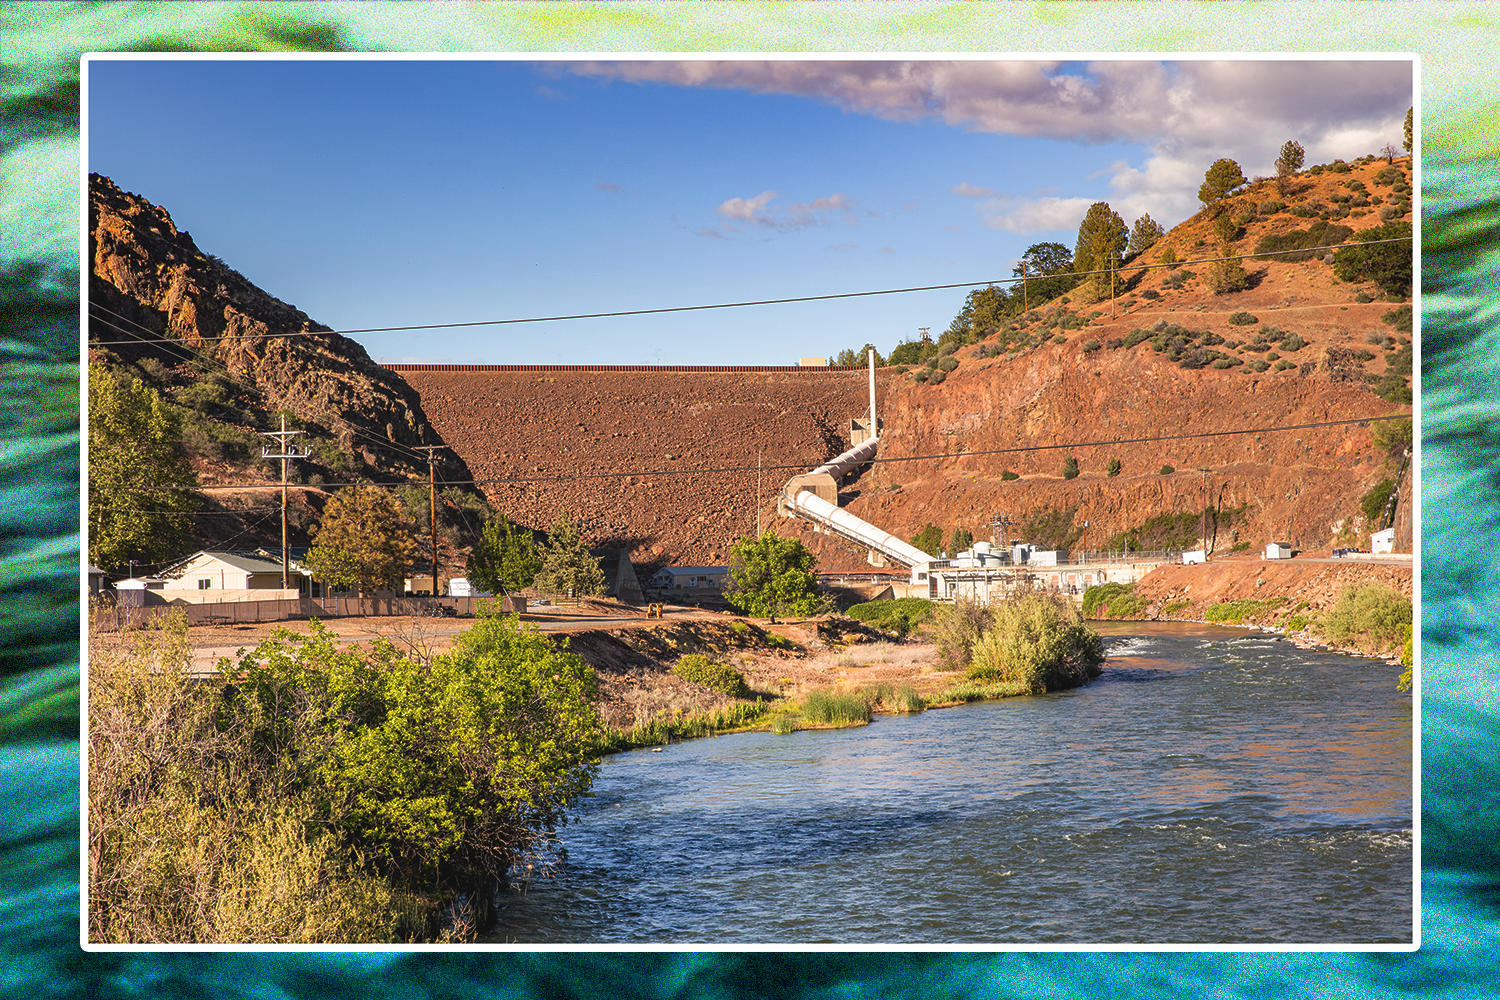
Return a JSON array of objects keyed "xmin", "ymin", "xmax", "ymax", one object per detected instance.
[{"xmin": 486, "ymin": 622, "xmax": 1412, "ymax": 944}]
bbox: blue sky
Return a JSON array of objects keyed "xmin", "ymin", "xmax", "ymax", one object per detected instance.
[{"xmin": 85, "ymin": 57, "xmax": 1411, "ymax": 366}]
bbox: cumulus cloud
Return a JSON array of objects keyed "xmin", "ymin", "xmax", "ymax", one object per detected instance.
[
  {"xmin": 716, "ymin": 190, "xmax": 778, "ymax": 222},
  {"xmin": 571, "ymin": 58, "xmax": 1410, "ymax": 232},
  {"xmin": 567, "ymin": 59, "xmax": 1410, "ymax": 160},
  {"xmin": 597, "ymin": 181, "xmax": 624, "ymax": 193},
  {"xmin": 976, "ymin": 195, "xmax": 1097, "ymax": 235}
]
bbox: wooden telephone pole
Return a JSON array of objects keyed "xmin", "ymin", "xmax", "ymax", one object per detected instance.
[
  {"xmin": 259, "ymin": 415, "xmax": 311, "ymax": 590},
  {"xmin": 415, "ymin": 445, "xmax": 445, "ymax": 596}
]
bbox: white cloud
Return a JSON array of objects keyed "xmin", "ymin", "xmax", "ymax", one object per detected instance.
[
  {"xmin": 828, "ymin": 242, "xmax": 858, "ymax": 252},
  {"xmin": 977, "ymin": 195, "xmax": 1096, "ymax": 235},
  {"xmin": 951, "ymin": 182, "xmax": 996, "ymax": 198},
  {"xmin": 597, "ymin": 181, "xmax": 624, "ymax": 193},
  {"xmin": 716, "ymin": 190, "xmax": 778, "ymax": 221},
  {"xmin": 713, "ymin": 189, "xmax": 857, "ymax": 232}
]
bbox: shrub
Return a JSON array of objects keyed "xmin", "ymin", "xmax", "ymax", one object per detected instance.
[
  {"xmin": 1204, "ymin": 597, "xmax": 1286, "ymax": 624},
  {"xmin": 1253, "ymin": 220, "xmax": 1354, "ymax": 262},
  {"xmin": 846, "ymin": 597, "xmax": 935, "ymax": 637},
  {"xmin": 1082, "ymin": 339, "xmax": 1101, "ymax": 353},
  {"xmin": 1361, "ymin": 479, "xmax": 1395, "ymax": 523},
  {"xmin": 1107, "ymin": 457, "xmax": 1121, "ymax": 477},
  {"xmin": 1331, "ymin": 220, "xmax": 1413, "ymax": 298},
  {"xmin": 1062, "ymin": 455, "xmax": 1080, "ymax": 480},
  {"xmin": 1279, "ymin": 332, "xmax": 1308, "ymax": 351},
  {"xmin": 1316, "ymin": 583, "xmax": 1411, "ymax": 653},
  {"xmin": 926, "ymin": 369, "xmax": 947, "ymax": 385},
  {"xmin": 1160, "ymin": 464, "xmax": 1175, "ymax": 475},
  {"xmin": 1052, "ymin": 335, "xmax": 1068, "ymax": 345},
  {"xmin": 1211, "ymin": 358, "xmax": 1235, "ymax": 369},
  {"xmin": 671, "ymin": 654, "xmax": 749, "ymax": 698},
  {"xmin": 1247, "ymin": 359, "xmax": 1269, "ymax": 372},
  {"xmin": 935, "ymin": 355, "xmax": 959, "ymax": 372},
  {"xmin": 1259, "ymin": 200, "xmax": 1285, "ymax": 214},
  {"xmin": 932, "ymin": 598, "xmax": 995, "ymax": 669},
  {"xmin": 1381, "ymin": 303, "xmax": 1413, "ymax": 332},
  {"xmin": 1001, "ymin": 470, "xmax": 1020, "ymax": 482},
  {"xmin": 965, "ymin": 592, "xmax": 1105, "ymax": 694},
  {"xmin": 1081, "ymin": 582, "xmax": 1149, "ymax": 619},
  {"xmin": 1228, "ymin": 311, "xmax": 1258, "ymax": 326}
]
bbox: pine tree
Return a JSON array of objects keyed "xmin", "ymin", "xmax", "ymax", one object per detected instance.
[
  {"xmin": 1073, "ymin": 202, "xmax": 1128, "ymax": 299},
  {"xmin": 1209, "ymin": 210, "xmax": 1250, "ymax": 294},
  {"xmin": 533, "ymin": 511, "xmax": 606, "ymax": 597},
  {"xmin": 1062, "ymin": 455, "xmax": 1080, "ymax": 480},
  {"xmin": 1126, "ymin": 214, "xmax": 1164, "ymax": 258},
  {"xmin": 1275, "ymin": 140, "xmax": 1305, "ymax": 196},
  {"xmin": 1403, "ymin": 106, "xmax": 1413, "ymax": 153},
  {"xmin": 87, "ymin": 363, "xmax": 200, "ymax": 572},
  {"xmin": 1199, "ymin": 157, "xmax": 1247, "ymax": 206},
  {"xmin": 304, "ymin": 483, "xmax": 419, "ymax": 596}
]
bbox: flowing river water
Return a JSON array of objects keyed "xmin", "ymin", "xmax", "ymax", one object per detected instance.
[{"xmin": 487, "ymin": 622, "xmax": 1412, "ymax": 944}]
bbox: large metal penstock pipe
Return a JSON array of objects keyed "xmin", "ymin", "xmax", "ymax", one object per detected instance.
[
  {"xmin": 788, "ymin": 489, "xmax": 933, "ymax": 569},
  {"xmin": 808, "ymin": 434, "xmax": 880, "ymax": 483}
]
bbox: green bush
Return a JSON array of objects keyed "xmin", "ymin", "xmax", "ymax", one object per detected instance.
[
  {"xmin": 935, "ymin": 355, "xmax": 959, "ymax": 372},
  {"xmin": 862, "ymin": 683, "xmax": 926, "ymax": 714},
  {"xmin": 1228, "ymin": 311, "xmax": 1258, "ymax": 326},
  {"xmin": 1284, "ymin": 614, "xmax": 1310, "ymax": 632},
  {"xmin": 1082, "ymin": 339, "xmax": 1101, "ymax": 352},
  {"xmin": 1062, "ymin": 455, "xmax": 1080, "ymax": 480},
  {"xmin": 931, "ymin": 598, "xmax": 994, "ymax": 669},
  {"xmin": 1001, "ymin": 470, "xmax": 1020, "ymax": 482},
  {"xmin": 1330, "ymin": 220, "xmax": 1413, "ymax": 298},
  {"xmin": 1253, "ymin": 220, "xmax": 1353, "ymax": 262},
  {"xmin": 1052, "ymin": 335, "xmax": 1068, "ymax": 345},
  {"xmin": 1107, "ymin": 457, "xmax": 1121, "ymax": 477},
  {"xmin": 846, "ymin": 597, "xmax": 934, "ymax": 637},
  {"xmin": 1160, "ymin": 464, "xmax": 1175, "ymax": 475},
  {"xmin": 1279, "ymin": 332, "xmax": 1308, "ymax": 351},
  {"xmin": 1081, "ymin": 582, "xmax": 1148, "ymax": 618},
  {"xmin": 1381, "ymin": 303, "xmax": 1413, "ymax": 332},
  {"xmin": 1315, "ymin": 583, "xmax": 1411, "ymax": 653},
  {"xmin": 965, "ymin": 592, "xmax": 1105, "ymax": 694},
  {"xmin": 671, "ymin": 654, "xmax": 749, "ymax": 697},
  {"xmin": 1247, "ymin": 359, "xmax": 1270, "ymax": 372}
]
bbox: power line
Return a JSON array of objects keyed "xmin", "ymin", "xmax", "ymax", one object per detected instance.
[
  {"xmin": 89, "ymin": 412, "xmax": 1410, "ymax": 492},
  {"xmin": 86, "ymin": 237, "xmax": 1413, "ymax": 348}
]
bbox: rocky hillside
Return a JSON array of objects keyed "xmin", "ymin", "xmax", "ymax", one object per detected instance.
[{"xmin": 88, "ymin": 174, "xmax": 485, "ymax": 554}]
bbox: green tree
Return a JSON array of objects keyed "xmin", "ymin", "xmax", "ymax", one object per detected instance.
[
  {"xmin": 1126, "ymin": 214, "xmax": 1165, "ymax": 258},
  {"xmin": 1107, "ymin": 457, "xmax": 1122, "ymax": 477},
  {"xmin": 1209, "ymin": 210, "xmax": 1250, "ymax": 294},
  {"xmin": 1403, "ymin": 106, "xmax": 1412, "ymax": 153},
  {"xmin": 1013, "ymin": 241, "xmax": 1079, "ymax": 307},
  {"xmin": 1199, "ymin": 157, "xmax": 1247, "ymax": 206},
  {"xmin": 1372, "ymin": 416, "xmax": 1413, "ymax": 464},
  {"xmin": 888, "ymin": 338, "xmax": 936, "ymax": 367},
  {"xmin": 312, "ymin": 611, "xmax": 605, "ymax": 914},
  {"xmin": 834, "ymin": 344, "xmax": 886, "ymax": 367},
  {"xmin": 87, "ymin": 363, "xmax": 200, "ymax": 572},
  {"xmin": 1331, "ymin": 220, "xmax": 1413, "ymax": 298},
  {"xmin": 947, "ymin": 526, "xmax": 974, "ymax": 555},
  {"xmin": 1275, "ymin": 140, "xmax": 1305, "ymax": 195},
  {"xmin": 1073, "ymin": 202, "xmax": 1129, "ymax": 298},
  {"xmin": 467, "ymin": 513, "xmax": 542, "ymax": 594},
  {"xmin": 305, "ymin": 483, "xmax": 420, "ymax": 596},
  {"xmin": 911, "ymin": 523, "xmax": 944, "ymax": 557},
  {"xmin": 532, "ymin": 511, "xmax": 606, "ymax": 596},
  {"xmin": 724, "ymin": 530, "xmax": 824, "ymax": 619},
  {"xmin": 1062, "ymin": 455, "xmax": 1080, "ymax": 480}
]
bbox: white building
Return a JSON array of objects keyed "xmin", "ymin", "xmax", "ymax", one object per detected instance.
[
  {"xmin": 1182, "ymin": 549, "xmax": 1206, "ymax": 565},
  {"xmin": 158, "ymin": 550, "xmax": 304, "ymax": 601},
  {"xmin": 1265, "ymin": 542, "xmax": 1293, "ymax": 560},
  {"xmin": 649, "ymin": 566, "xmax": 729, "ymax": 591},
  {"xmin": 1370, "ymin": 527, "xmax": 1396, "ymax": 554}
]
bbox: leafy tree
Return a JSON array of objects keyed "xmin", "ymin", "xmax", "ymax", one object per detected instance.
[
  {"xmin": 1126, "ymin": 214, "xmax": 1165, "ymax": 258},
  {"xmin": 888, "ymin": 338, "xmax": 936, "ymax": 367},
  {"xmin": 1275, "ymin": 140, "xmax": 1305, "ymax": 195},
  {"xmin": 1331, "ymin": 220, "xmax": 1413, "ymax": 298},
  {"xmin": 87, "ymin": 363, "xmax": 200, "ymax": 572},
  {"xmin": 1361, "ymin": 479, "xmax": 1396, "ymax": 524},
  {"xmin": 1073, "ymin": 202, "xmax": 1128, "ymax": 298},
  {"xmin": 1371, "ymin": 416, "xmax": 1413, "ymax": 463},
  {"xmin": 1403, "ymin": 106, "xmax": 1412, "ymax": 153},
  {"xmin": 1062, "ymin": 455, "xmax": 1080, "ymax": 480},
  {"xmin": 1013, "ymin": 241, "xmax": 1079, "ymax": 307},
  {"xmin": 305, "ymin": 483, "xmax": 420, "ymax": 596},
  {"xmin": 724, "ymin": 530, "xmax": 824, "ymax": 618},
  {"xmin": 312, "ymin": 611, "xmax": 605, "ymax": 913},
  {"xmin": 1107, "ymin": 457, "xmax": 1122, "ymax": 477},
  {"xmin": 1198, "ymin": 157, "xmax": 1247, "ymax": 206},
  {"xmin": 911, "ymin": 523, "xmax": 944, "ymax": 556},
  {"xmin": 532, "ymin": 511, "xmax": 606, "ymax": 596},
  {"xmin": 947, "ymin": 526, "xmax": 974, "ymax": 555},
  {"xmin": 466, "ymin": 512, "xmax": 543, "ymax": 594}
]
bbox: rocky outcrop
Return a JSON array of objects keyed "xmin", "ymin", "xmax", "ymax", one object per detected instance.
[{"xmin": 88, "ymin": 173, "xmax": 473, "ymax": 487}]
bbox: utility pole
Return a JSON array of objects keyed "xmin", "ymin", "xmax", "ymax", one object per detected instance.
[
  {"xmin": 259, "ymin": 415, "xmax": 311, "ymax": 590},
  {"xmin": 416, "ymin": 445, "xmax": 445, "ymax": 596},
  {"xmin": 1021, "ymin": 260, "xmax": 1029, "ymax": 313}
]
